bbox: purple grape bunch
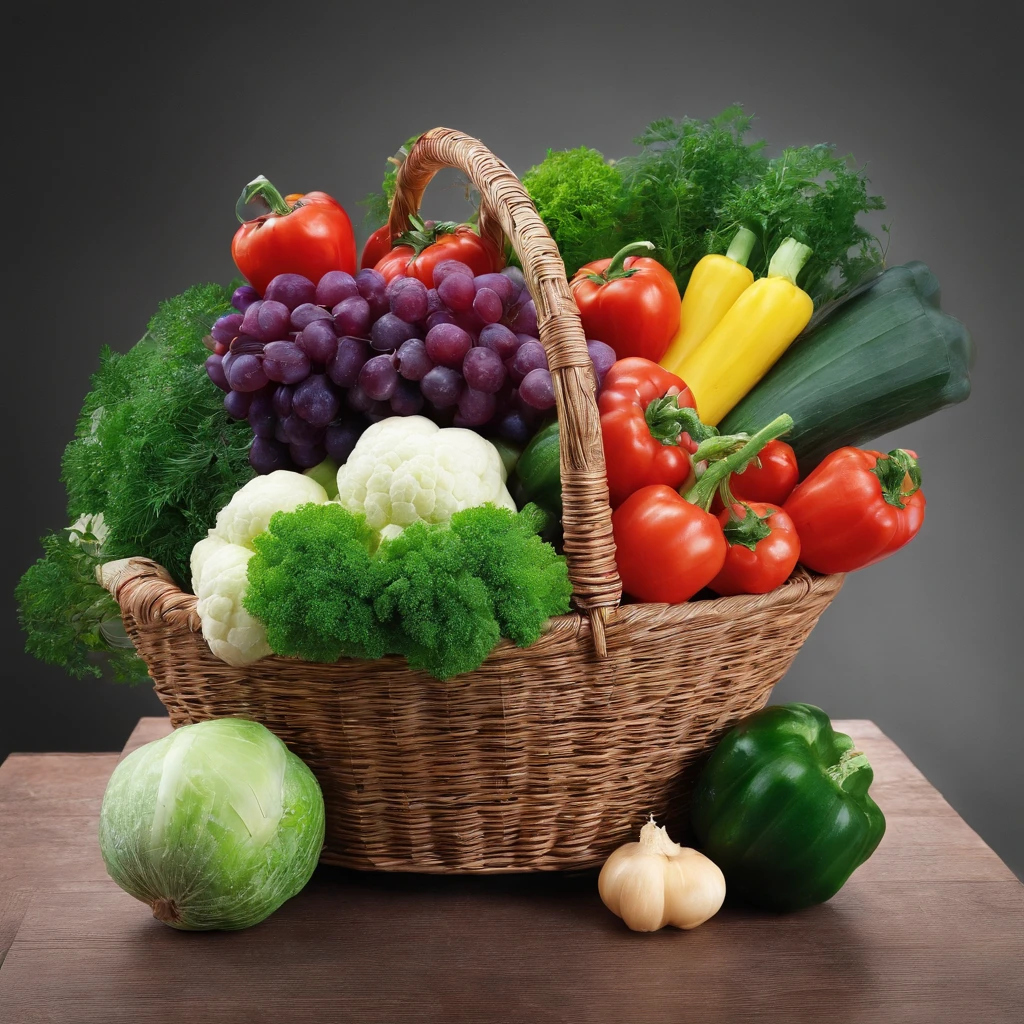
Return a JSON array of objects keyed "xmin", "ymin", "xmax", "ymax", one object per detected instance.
[{"xmin": 207, "ymin": 263, "xmax": 618, "ymax": 473}]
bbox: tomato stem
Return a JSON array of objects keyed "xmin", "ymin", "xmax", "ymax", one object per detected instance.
[
  {"xmin": 587, "ymin": 241, "xmax": 656, "ymax": 283},
  {"xmin": 236, "ymin": 175, "xmax": 292, "ymax": 223},
  {"xmin": 725, "ymin": 227, "xmax": 757, "ymax": 268},
  {"xmin": 685, "ymin": 414, "xmax": 794, "ymax": 511}
]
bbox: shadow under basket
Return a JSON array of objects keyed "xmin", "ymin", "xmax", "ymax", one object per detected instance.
[
  {"xmin": 102, "ymin": 126, "xmax": 845, "ymax": 873},
  {"xmin": 104, "ymin": 558, "xmax": 843, "ymax": 874}
]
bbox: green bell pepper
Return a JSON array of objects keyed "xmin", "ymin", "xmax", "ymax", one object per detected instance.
[{"xmin": 691, "ymin": 702, "xmax": 885, "ymax": 912}]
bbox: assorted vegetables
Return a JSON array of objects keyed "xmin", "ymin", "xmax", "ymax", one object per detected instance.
[{"xmin": 17, "ymin": 111, "xmax": 975, "ymax": 930}]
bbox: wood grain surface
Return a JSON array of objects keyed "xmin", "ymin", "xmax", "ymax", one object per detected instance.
[{"xmin": 0, "ymin": 718, "xmax": 1021, "ymax": 1023}]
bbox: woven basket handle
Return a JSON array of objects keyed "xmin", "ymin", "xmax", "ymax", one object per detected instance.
[
  {"xmin": 97, "ymin": 557, "xmax": 200, "ymax": 631},
  {"xmin": 388, "ymin": 128, "xmax": 621, "ymax": 654}
]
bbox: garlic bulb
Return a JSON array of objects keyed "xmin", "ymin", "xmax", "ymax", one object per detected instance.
[{"xmin": 598, "ymin": 817, "xmax": 726, "ymax": 931}]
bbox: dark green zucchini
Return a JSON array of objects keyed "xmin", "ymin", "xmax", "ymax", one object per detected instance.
[{"xmin": 720, "ymin": 261, "xmax": 974, "ymax": 474}]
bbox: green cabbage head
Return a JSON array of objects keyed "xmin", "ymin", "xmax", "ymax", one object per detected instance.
[{"xmin": 99, "ymin": 717, "xmax": 325, "ymax": 930}]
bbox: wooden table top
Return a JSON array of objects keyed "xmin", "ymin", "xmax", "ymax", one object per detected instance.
[{"xmin": 0, "ymin": 717, "xmax": 1021, "ymax": 1023}]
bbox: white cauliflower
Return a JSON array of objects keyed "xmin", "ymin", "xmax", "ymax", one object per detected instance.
[
  {"xmin": 193, "ymin": 543, "xmax": 272, "ymax": 668},
  {"xmin": 191, "ymin": 470, "xmax": 329, "ymax": 667},
  {"xmin": 212, "ymin": 470, "xmax": 329, "ymax": 549},
  {"xmin": 336, "ymin": 415, "xmax": 516, "ymax": 538}
]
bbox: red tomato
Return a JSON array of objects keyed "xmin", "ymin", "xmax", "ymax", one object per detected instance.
[
  {"xmin": 570, "ymin": 242, "xmax": 681, "ymax": 363},
  {"xmin": 784, "ymin": 447, "xmax": 926, "ymax": 574},
  {"xmin": 375, "ymin": 220, "xmax": 504, "ymax": 286},
  {"xmin": 612, "ymin": 485, "xmax": 727, "ymax": 604},
  {"xmin": 711, "ymin": 439, "xmax": 800, "ymax": 513},
  {"xmin": 708, "ymin": 502, "xmax": 801, "ymax": 596}
]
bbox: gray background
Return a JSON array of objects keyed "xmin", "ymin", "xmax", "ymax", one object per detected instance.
[{"xmin": 3, "ymin": 3, "xmax": 1021, "ymax": 878}]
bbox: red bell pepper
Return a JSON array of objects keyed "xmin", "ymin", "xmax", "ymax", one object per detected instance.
[
  {"xmin": 360, "ymin": 224, "xmax": 395, "ymax": 270},
  {"xmin": 612, "ymin": 414, "xmax": 794, "ymax": 603},
  {"xmin": 231, "ymin": 176, "xmax": 357, "ymax": 296},
  {"xmin": 708, "ymin": 501, "xmax": 801, "ymax": 596},
  {"xmin": 783, "ymin": 447, "xmax": 926, "ymax": 574},
  {"xmin": 569, "ymin": 242, "xmax": 681, "ymax": 363},
  {"xmin": 598, "ymin": 357, "xmax": 716, "ymax": 507},
  {"xmin": 374, "ymin": 216, "xmax": 504, "ymax": 285}
]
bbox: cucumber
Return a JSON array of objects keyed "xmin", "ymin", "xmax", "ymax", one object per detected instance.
[
  {"xmin": 720, "ymin": 262, "xmax": 974, "ymax": 474},
  {"xmin": 512, "ymin": 419, "xmax": 562, "ymax": 515}
]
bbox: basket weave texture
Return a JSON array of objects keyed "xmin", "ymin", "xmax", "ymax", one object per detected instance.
[{"xmin": 103, "ymin": 128, "xmax": 845, "ymax": 873}]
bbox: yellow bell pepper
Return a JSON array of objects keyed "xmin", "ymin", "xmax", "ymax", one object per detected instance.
[
  {"xmin": 677, "ymin": 238, "xmax": 814, "ymax": 426},
  {"xmin": 660, "ymin": 227, "xmax": 757, "ymax": 376}
]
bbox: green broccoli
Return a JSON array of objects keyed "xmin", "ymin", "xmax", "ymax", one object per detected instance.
[{"xmin": 243, "ymin": 502, "xmax": 572, "ymax": 680}]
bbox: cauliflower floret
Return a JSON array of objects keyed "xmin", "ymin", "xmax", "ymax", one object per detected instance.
[
  {"xmin": 336, "ymin": 416, "xmax": 516, "ymax": 538},
  {"xmin": 194, "ymin": 542, "xmax": 272, "ymax": 667},
  {"xmin": 190, "ymin": 533, "xmax": 230, "ymax": 594},
  {"xmin": 212, "ymin": 470, "xmax": 329, "ymax": 549}
]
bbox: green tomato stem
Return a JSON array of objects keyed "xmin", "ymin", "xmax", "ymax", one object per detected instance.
[
  {"xmin": 589, "ymin": 240, "xmax": 656, "ymax": 283},
  {"xmin": 725, "ymin": 226, "xmax": 757, "ymax": 267},
  {"xmin": 685, "ymin": 414, "xmax": 794, "ymax": 511}
]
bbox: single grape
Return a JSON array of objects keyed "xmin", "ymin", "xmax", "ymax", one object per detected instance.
[
  {"xmin": 390, "ymin": 377, "xmax": 425, "ymax": 416},
  {"xmin": 248, "ymin": 392, "xmax": 276, "ymax": 438},
  {"xmin": 389, "ymin": 277, "xmax": 430, "ymax": 322},
  {"xmin": 455, "ymin": 387, "xmax": 497, "ymax": 427},
  {"xmin": 274, "ymin": 419, "xmax": 290, "ymax": 444},
  {"xmin": 462, "ymin": 346, "xmax": 506, "ymax": 393},
  {"xmin": 265, "ymin": 273, "xmax": 316, "ymax": 311},
  {"xmin": 358, "ymin": 355, "xmax": 399, "ymax": 401},
  {"xmin": 242, "ymin": 299, "xmax": 292, "ymax": 342},
  {"xmin": 263, "ymin": 341, "xmax": 311, "ymax": 385},
  {"xmin": 472, "ymin": 287, "xmax": 503, "ymax": 324},
  {"xmin": 474, "ymin": 273, "xmax": 515, "ymax": 305},
  {"xmin": 425, "ymin": 323, "xmax": 472, "ymax": 369},
  {"xmin": 420, "ymin": 365, "xmax": 464, "ymax": 408},
  {"xmin": 211, "ymin": 313, "xmax": 244, "ymax": 345},
  {"xmin": 355, "ymin": 268, "xmax": 389, "ymax": 318},
  {"xmin": 250, "ymin": 437, "xmax": 293, "ymax": 474},
  {"xmin": 509, "ymin": 340, "xmax": 548, "ymax": 384},
  {"xmin": 272, "ymin": 384, "xmax": 293, "ymax": 418},
  {"xmin": 315, "ymin": 270, "xmax": 358, "ymax": 308},
  {"xmin": 205, "ymin": 353, "xmax": 229, "ymax": 392},
  {"xmin": 478, "ymin": 323, "xmax": 520, "ymax": 360},
  {"xmin": 297, "ymin": 319, "xmax": 339, "ymax": 365},
  {"xmin": 292, "ymin": 374, "xmax": 341, "ymax": 426},
  {"xmin": 333, "ymin": 295, "xmax": 372, "ymax": 337},
  {"xmin": 432, "ymin": 259, "xmax": 474, "ymax": 288},
  {"xmin": 291, "ymin": 302, "xmax": 333, "ymax": 331},
  {"xmin": 519, "ymin": 367, "xmax": 556, "ymax": 410},
  {"xmin": 371, "ymin": 312, "xmax": 421, "ymax": 352},
  {"xmin": 437, "ymin": 272, "xmax": 475, "ymax": 311},
  {"xmin": 496, "ymin": 409, "xmax": 532, "ymax": 445},
  {"xmin": 499, "ymin": 266, "xmax": 526, "ymax": 294},
  {"xmin": 587, "ymin": 339, "xmax": 617, "ymax": 383},
  {"xmin": 221, "ymin": 351, "xmax": 236, "ymax": 379},
  {"xmin": 325, "ymin": 420, "xmax": 363, "ymax": 464},
  {"xmin": 282, "ymin": 414, "xmax": 325, "ymax": 447},
  {"xmin": 231, "ymin": 285, "xmax": 260, "ymax": 312},
  {"xmin": 504, "ymin": 297, "xmax": 538, "ymax": 337},
  {"xmin": 327, "ymin": 336, "xmax": 370, "ymax": 388},
  {"xmin": 346, "ymin": 385, "xmax": 376, "ymax": 415},
  {"xmin": 224, "ymin": 389, "xmax": 252, "ymax": 419},
  {"xmin": 396, "ymin": 338, "xmax": 434, "ymax": 381},
  {"xmin": 289, "ymin": 442, "xmax": 328, "ymax": 469},
  {"xmin": 425, "ymin": 309, "xmax": 456, "ymax": 330},
  {"xmin": 227, "ymin": 353, "xmax": 270, "ymax": 393},
  {"xmin": 425, "ymin": 288, "xmax": 443, "ymax": 315}
]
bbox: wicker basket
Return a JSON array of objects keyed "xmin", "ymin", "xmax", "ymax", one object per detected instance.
[{"xmin": 101, "ymin": 128, "xmax": 845, "ymax": 874}]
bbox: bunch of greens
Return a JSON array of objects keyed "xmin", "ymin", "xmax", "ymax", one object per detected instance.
[
  {"xmin": 521, "ymin": 105, "xmax": 887, "ymax": 306},
  {"xmin": 244, "ymin": 502, "xmax": 572, "ymax": 680},
  {"xmin": 16, "ymin": 284, "xmax": 256, "ymax": 681}
]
